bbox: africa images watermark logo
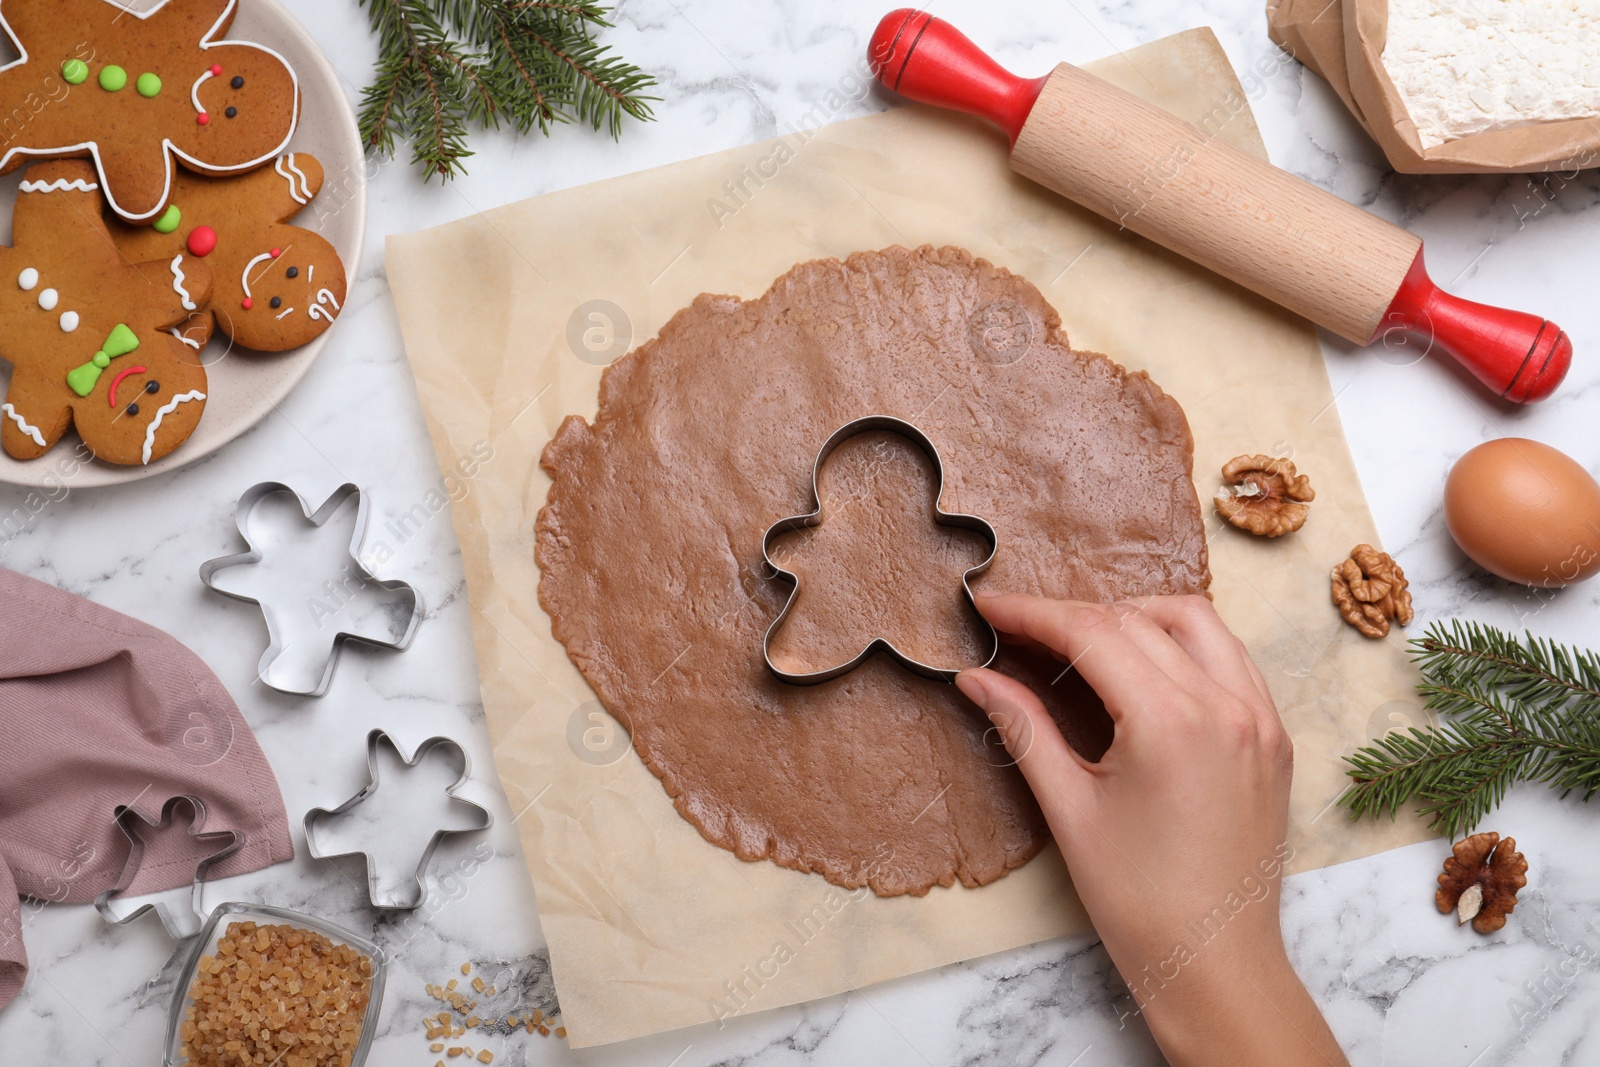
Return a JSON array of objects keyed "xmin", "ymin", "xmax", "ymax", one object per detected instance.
[
  {"xmin": 706, "ymin": 842, "xmax": 896, "ymax": 1028},
  {"xmin": 703, "ymin": 58, "xmax": 877, "ymax": 230}
]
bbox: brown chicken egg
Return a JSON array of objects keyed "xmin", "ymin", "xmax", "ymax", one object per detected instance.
[{"xmin": 1444, "ymin": 438, "xmax": 1600, "ymax": 587}]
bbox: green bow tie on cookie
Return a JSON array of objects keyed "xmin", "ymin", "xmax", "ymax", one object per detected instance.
[{"xmin": 66, "ymin": 324, "xmax": 139, "ymax": 397}]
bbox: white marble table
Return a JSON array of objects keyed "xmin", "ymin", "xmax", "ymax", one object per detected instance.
[{"xmin": 4, "ymin": 1, "xmax": 1599, "ymax": 1064}]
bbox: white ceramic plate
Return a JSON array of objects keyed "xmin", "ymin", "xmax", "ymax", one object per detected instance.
[{"xmin": 0, "ymin": 0, "xmax": 366, "ymax": 488}]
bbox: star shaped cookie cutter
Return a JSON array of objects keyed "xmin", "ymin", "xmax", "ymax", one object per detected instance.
[
  {"xmin": 95, "ymin": 795, "xmax": 243, "ymax": 939},
  {"xmin": 303, "ymin": 730, "xmax": 493, "ymax": 911},
  {"xmin": 198, "ymin": 481, "xmax": 423, "ymax": 697},
  {"xmin": 760, "ymin": 415, "xmax": 999, "ymax": 685}
]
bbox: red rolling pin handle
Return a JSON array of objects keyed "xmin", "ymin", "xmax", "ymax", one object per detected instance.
[
  {"xmin": 1379, "ymin": 252, "xmax": 1571, "ymax": 403},
  {"xmin": 868, "ymin": 8, "xmax": 1045, "ymax": 144},
  {"xmin": 868, "ymin": 8, "xmax": 1573, "ymax": 404}
]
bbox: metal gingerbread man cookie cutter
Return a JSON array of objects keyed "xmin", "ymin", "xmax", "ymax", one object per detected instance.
[
  {"xmin": 199, "ymin": 481, "xmax": 423, "ymax": 697},
  {"xmin": 760, "ymin": 414, "xmax": 999, "ymax": 685},
  {"xmin": 96, "ymin": 795, "xmax": 242, "ymax": 939},
  {"xmin": 303, "ymin": 729, "xmax": 493, "ymax": 911}
]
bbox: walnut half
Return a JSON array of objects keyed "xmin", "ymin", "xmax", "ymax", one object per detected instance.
[
  {"xmin": 1330, "ymin": 544, "xmax": 1413, "ymax": 638},
  {"xmin": 1213, "ymin": 454, "xmax": 1315, "ymax": 537},
  {"xmin": 1436, "ymin": 832, "xmax": 1528, "ymax": 934}
]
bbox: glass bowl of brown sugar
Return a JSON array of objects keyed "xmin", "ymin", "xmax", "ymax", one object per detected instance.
[{"xmin": 164, "ymin": 902, "xmax": 386, "ymax": 1067}]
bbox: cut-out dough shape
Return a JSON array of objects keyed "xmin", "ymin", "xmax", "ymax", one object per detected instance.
[
  {"xmin": 761, "ymin": 416, "xmax": 998, "ymax": 684},
  {"xmin": 303, "ymin": 730, "xmax": 493, "ymax": 910},
  {"xmin": 0, "ymin": 0, "xmax": 301, "ymax": 222}
]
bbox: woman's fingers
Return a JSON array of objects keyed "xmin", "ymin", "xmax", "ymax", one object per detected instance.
[
  {"xmin": 955, "ymin": 667, "xmax": 1089, "ymax": 805},
  {"xmin": 1240, "ymin": 649, "xmax": 1277, "ymax": 714},
  {"xmin": 972, "ymin": 593, "xmax": 1180, "ymax": 719},
  {"xmin": 1115, "ymin": 595, "xmax": 1285, "ymax": 750},
  {"xmin": 1115, "ymin": 595, "xmax": 1268, "ymax": 707}
]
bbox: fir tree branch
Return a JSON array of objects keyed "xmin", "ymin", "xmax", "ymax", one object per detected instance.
[
  {"xmin": 357, "ymin": 0, "xmax": 475, "ymax": 176},
  {"xmin": 1414, "ymin": 617, "xmax": 1600, "ymax": 711},
  {"xmin": 519, "ymin": 24, "xmax": 653, "ymax": 136},
  {"xmin": 491, "ymin": 23, "xmax": 557, "ymax": 132},
  {"xmin": 357, "ymin": 0, "xmax": 657, "ymax": 179},
  {"xmin": 1340, "ymin": 619, "xmax": 1600, "ymax": 838},
  {"xmin": 360, "ymin": 52, "xmax": 410, "ymax": 159},
  {"xmin": 430, "ymin": 45, "xmax": 500, "ymax": 123}
]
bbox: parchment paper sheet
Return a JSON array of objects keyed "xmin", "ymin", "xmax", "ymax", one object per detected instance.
[
  {"xmin": 1267, "ymin": 0, "xmax": 1600, "ymax": 173},
  {"xmin": 386, "ymin": 28, "xmax": 1429, "ymax": 1048}
]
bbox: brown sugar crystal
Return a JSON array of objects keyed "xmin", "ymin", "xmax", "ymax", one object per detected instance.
[{"xmin": 178, "ymin": 920, "xmax": 372, "ymax": 1067}]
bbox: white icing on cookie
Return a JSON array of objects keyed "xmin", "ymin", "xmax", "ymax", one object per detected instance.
[
  {"xmin": 37, "ymin": 287, "xmax": 57, "ymax": 310},
  {"xmin": 170, "ymin": 256, "xmax": 196, "ymax": 310},
  {"xmin": 17, "ymin": 178, "xmax": 98, "ymax": 193},
  {"xmin": 275, "ymin": 306, "xmax": 295, "ymax": 320},
  {"xmin": 0, "ymin": 0, "xmax": 304, "ymax": 224},
  {"xmin": 190, "ymin": 67, "xmax": 215, "ymax": 117},
  {"xmin": 141, "ymin": 390, "xmax": 205, "ymax": 464},
  {"xmin": 60, "ymin": 310, "xmax": 79, "ymax": 332},
  {"xmin": 1, "ymin": 402, "xmax": 46, "ymax": 448},
  {"xmin": 17, "ymin": 267, "xmax": 37, "ymax": 290},
  {"xmin": 169, "ymin": 328, "xmax": 202, "ymax": 350},
  {"xmin": 241, "ymin": 251, "xmax": 273, "ymax": 298},
  {"xmin": 275, "ymin": 154, "xmax": 310, "ymax": 204},
  {"xmin": 306, "ymin": 289, "xmax": 340, "ymax": 323}
]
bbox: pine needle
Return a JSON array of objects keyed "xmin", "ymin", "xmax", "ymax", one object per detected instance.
[
  {"xmin": 1340, "ymin": 619, "xmax": 1600, "ymax": 839},
  {"xmin": 356, "ymin": 0, "xmax": 657, "ymax": 179}
]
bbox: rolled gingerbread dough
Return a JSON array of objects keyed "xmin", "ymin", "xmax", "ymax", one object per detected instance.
[{"xmin": 535, "ymin": 245, "xmax": 1209, "ymax": 896}]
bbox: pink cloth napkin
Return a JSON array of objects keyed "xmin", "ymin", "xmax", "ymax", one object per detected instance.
[{"xmin": 0, "ymin": 568, "xmax": 293, "ymax": 1011}]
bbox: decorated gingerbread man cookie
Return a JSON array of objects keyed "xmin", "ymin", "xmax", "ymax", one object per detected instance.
[
  {"xmin": 0, "ymin": 0, "xmax": 299, "ymax": 222},
  {"xmin": 0, "ymin": 161, "xmax": 212, "ymax": 465},
  {"xmin": 111, "ymin": 152, "xmax": 347, "ymax": 351}
]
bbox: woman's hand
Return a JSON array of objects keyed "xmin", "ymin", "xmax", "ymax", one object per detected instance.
[{"xmin": 955, "ymin": 593, "xmax": 1346, "ymax": 1067}]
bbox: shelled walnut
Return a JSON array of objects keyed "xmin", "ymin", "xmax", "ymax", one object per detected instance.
[
  {"xmin": 1436, "ymin": 832, "xmax": 1528, "ymax": 934},
  {"xmin": 1213, "ymin": 454, "xmax": 1315, "ymax": 537},
  {"xmin": 1331, "ymin": 544, "xmax": 1413, "ymax": 638}
]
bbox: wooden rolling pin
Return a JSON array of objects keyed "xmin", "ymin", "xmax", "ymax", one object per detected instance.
[{"xmin": 868, "ymin": 9, "xmax": 1571, "ymax": 403}]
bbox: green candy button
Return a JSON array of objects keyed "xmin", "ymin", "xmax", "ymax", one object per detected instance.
[
  {"xmin": 99, "ymin": 64, "xmax": 127, "ymax": 92},
  {"xmin": 153, "ymin": 204, "xmax": 181, "ymax": 234},
  {"xmin": 136, "ymin": 72, "xmax": 162, "ymax": 98},
  {"xmin": 61, "ymin": 58, "xmax": 88, "ymax": 84}
]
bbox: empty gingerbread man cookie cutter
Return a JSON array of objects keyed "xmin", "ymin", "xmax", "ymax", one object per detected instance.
[
  {"xmin": 95, "ymin": 795, "xmax": 243, "ymax": 939},
  {"xmin": 303, "ymin": 730, "xmax": 493, "ymax": 911},
  {"xmin": 198, "ymin": 481, "xmax": 423, "ymax": 697},
  {"xmin": 760, "ymin": 415, "xmax": 999, "ymax": 685}
]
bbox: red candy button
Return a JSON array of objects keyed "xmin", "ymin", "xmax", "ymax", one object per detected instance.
[
  {"xmin": 241, "ymin": 297, "xmax": 253, "ymax": 310},
  {"xmin": 209, "ymin": 64, "xmax": 223, "ymax": 76},
  {"xmin": 186, "ymin": 225, "xmax": 218, "ymax": 257},
  {"xmin": 197, "ymin": 112, "xmax": 209, "ymax": 125}
]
